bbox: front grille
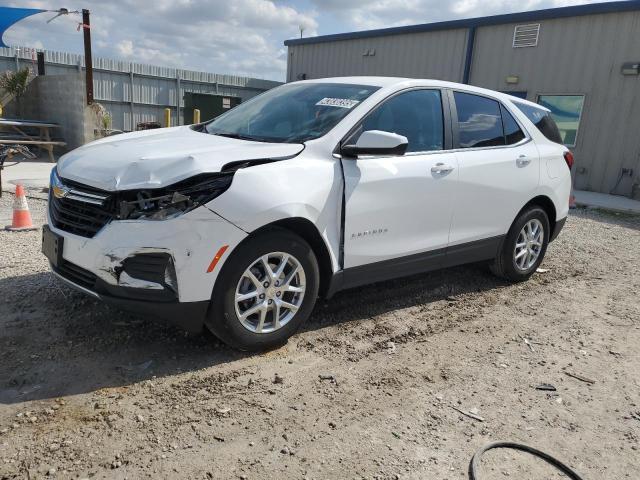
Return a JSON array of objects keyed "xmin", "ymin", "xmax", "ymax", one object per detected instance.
[
  {"xmin": 49, "ymin": 181, "xmax": 112, "ymax": 238},
  {"xmin": 54, "ymin": 261, "xmax": 97, "ymax": 290}
]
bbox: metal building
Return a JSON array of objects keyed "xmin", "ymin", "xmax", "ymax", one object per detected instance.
[
  {"xmin": 0, "ymin": 47, "xmax": 281, "ymax": 131},
  {"xmin": 285, "ymin": 1, "xmax": 640, "ymax": 199}
]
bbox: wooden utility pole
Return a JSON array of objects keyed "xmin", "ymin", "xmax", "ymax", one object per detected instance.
[{"xmin": 82, "ymin": 9, "xmax": 93, "ymax": 104}]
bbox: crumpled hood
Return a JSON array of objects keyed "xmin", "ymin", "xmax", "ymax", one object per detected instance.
[{"xmin": 57, "ymin": 126, "xmax": 304, "ymax": 191}]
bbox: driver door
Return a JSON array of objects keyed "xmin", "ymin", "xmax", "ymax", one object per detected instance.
[{"xmin": 342, "ymin": 89, "xmax": 458, "ymax": 281}]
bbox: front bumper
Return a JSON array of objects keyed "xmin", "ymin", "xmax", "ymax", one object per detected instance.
[
  {"xmin": 51, "ymin": 263, "xmax": 209, "ymax": 332},
  {"xmin": 45, "ymin": 203, "xmax": 247, "ymax": 331}
]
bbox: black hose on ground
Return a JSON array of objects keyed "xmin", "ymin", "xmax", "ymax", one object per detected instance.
[{"xmin": 469, "ymin": 441, "xmax": 585, "ymax": 480}]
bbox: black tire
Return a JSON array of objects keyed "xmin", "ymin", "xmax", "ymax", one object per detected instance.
[
  {"xmin": 206, "ymin": 227, "xmax": 319, "ymax": 352},
  {"xmin": 490, "ymin": 206, "xmax": 550, "ymax": 282}
]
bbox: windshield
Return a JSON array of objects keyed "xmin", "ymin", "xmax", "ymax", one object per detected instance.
[{"xmin": 205, "ymin": 83, "xmax": 379, "ymax": 143}]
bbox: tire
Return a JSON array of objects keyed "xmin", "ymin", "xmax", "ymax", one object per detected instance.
[
  {"xmin": 490, "ymin": 206, "xmax": 550, "ymax": 282},
  {"xmin": 206, "ymin": 227, "xmax": 319, "ymax": 352}
]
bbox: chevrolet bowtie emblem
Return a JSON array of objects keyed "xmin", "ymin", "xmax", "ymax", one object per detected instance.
[
  {"xmin": 52, "ymin": 185, "xmax": 70, "ymax": 199},
  {"xmin": 52, "ymin": 175, "xmax": 71, "ymax": 199}
]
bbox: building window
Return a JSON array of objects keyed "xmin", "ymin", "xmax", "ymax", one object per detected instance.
[
  {"xmin": 537, "ymin": 95, "xmax": 585, "ymax": 147},
  {"xmin": 513, "ymin": 24, "xmax": 540, "ymax": 48}
]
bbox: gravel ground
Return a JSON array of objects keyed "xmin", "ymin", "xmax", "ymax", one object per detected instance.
[{"xmin": 0, "ymin": 194, "xmax": 639, "ymax": 480}]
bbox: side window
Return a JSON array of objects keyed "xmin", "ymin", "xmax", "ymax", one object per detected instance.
[
  {"xmin": 454, "ymin": 92, "xmax": 504, "ymax": 148},
  {"xmin": 500, "ymin": 105, "xmax": 526, "ymax": 145},
  {"xmin": 356, "ymin": 89, "xmax": 444, "ymax": 153}
]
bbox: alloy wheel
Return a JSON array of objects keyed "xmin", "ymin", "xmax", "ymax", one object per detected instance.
[
  {"xmin": 513, "ymin": 219, "xmax": 544, "ymax": 271},
  {"xmin": 234, "ymin": 252, "xmax": 306, "ymax": 334}
]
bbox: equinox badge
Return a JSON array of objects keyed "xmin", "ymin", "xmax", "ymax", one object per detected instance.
[{"xmin": 351, "ymin": 228, "xmax": 388, "ymax": 239}]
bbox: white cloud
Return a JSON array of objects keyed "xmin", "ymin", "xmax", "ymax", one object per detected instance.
[
  {"xmin": 2, "ymin": 0, "xmax": 318, "ymax": 81},
  {"xmin": 116, "ymin": 40, "xmax": 133, "ymax": 57}
]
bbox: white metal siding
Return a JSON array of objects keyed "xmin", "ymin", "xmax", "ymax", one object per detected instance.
[{"xmin": 0, "ymin": 47, "xmax": 281, "ymax": 131}]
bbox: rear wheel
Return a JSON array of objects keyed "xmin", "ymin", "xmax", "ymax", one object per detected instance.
[
  {"xmin": 490, "ymin": 206, "xmax": 550, "ymax": 282},
  {"xmin": 206, "ymin": 228, "xmax": 319, "ymax": 351}
]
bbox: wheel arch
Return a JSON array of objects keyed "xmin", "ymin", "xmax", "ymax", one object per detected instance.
[
  {"xmin": 250, "ymin": 217, "xmax": 335, "ymax": 298},
  {"xmin": 519, "ymin": 195, "xmax": 557, "ymax": 240}
]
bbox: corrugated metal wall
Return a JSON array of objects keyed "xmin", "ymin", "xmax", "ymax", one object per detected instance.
[
  {"xmin": 470, "ymin": 11, "xmax": 640, "ymax": 195},
  {"xmin": 287, "ymin": 29, "xmax": 469, "ymax": 83},
  {"xmin": 0, "ymin": 47, "xmax": 281, "ymax": 131},
  {"xmin": 285, "ymin": 10, "xmax": 640, "ymax": 197}
]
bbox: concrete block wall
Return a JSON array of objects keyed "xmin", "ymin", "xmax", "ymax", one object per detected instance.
[
  {"xmin": 33, "ymin": 74, "xmax": 95, "ymax": 150},
  {"xmin": 4, "ymin": 74, "xmax": 99, "ymax": 151}
]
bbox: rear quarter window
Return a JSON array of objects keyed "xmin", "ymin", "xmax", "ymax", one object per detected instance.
[{"xmin": 514, "ymin": 102, "xmax": 563, "ymax": 144}]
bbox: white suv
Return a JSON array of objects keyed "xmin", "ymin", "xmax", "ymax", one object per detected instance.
[{"xmin": 43, "ymin": 77, "xmax": 572, "ymax": 350}]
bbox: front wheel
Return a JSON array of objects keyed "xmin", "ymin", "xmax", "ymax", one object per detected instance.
[
  {"xmin": 490, "ymin": 206, "xmax": 550, "ymax": 282},
  {"xmin": 206, "ymin": 228, "xmax": 319, "ymax": 351}
]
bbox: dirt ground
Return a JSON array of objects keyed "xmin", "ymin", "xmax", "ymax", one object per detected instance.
[{"xmin": 0, "ymin": 193, "xmax": 639, "ymax": 480}]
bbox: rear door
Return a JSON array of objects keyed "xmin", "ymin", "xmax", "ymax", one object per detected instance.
[
  {"xmin": 342, "ymin": 89, "xmax": 458, "ymax": 273},
  {"xmin": 448, "ymin": 90, "xmax": 540, "ymax": 252}
]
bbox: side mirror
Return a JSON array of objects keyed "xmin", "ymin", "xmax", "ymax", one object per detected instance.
[{"xmin": 341, "ymin": 130, "xmax": 408, "ymax": 158}]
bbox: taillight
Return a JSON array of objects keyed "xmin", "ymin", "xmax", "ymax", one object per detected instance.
[{"xmin": 563, "ymin": 151, "xmax": 574, "ymax": 170}]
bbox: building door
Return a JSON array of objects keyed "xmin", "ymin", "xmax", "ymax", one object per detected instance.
[{"xmin": 183, "ymin": 93, "xmax": 241, "ymax": 124}]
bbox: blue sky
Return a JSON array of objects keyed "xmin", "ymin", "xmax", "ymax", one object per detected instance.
[{"xmin": 3, "ymin": 1, "xmax": 616, "ymax": 81}]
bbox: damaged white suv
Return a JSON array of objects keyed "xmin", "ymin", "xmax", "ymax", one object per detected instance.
[{"xmin": 44, "ymin": 77, "xmax": 571, "ymax": 350}]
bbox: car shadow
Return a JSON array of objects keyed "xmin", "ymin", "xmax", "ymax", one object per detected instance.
[
  {"xmin": 303, "ymin": 262, "xmax": 505, "ymax": 333},
  {"xmin": 0, "ymin": 263, "xmax": 505, "ymax": 405},
  {"xmin": 0, "ymin": 271, "xmax": 239, "ymax": 405}
]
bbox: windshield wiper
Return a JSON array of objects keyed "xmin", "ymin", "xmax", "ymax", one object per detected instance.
[
  {"xmin": 212, "ymin": 131, "xmax": 261, "ymax": 142},
  {"xmin": 210, "ymin": 130, "xmax": 297, "ymax": 144}
]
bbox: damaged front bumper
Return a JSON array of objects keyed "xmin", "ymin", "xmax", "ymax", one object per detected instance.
[
  {"xmin": 45, "ymin": 205, "xmax": 247, "ymax": 332},
  {"xmin": 50, "ymin": 262, "xmax": 210, "ymax": 332}
]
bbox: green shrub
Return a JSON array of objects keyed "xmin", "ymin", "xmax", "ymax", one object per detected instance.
[{"xmin": 0, "ymin": 68, "xmax": 31, "ymax": 98}]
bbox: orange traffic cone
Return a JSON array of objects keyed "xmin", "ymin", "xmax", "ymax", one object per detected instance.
[
  {"xmin": 569, "ymin": 191, "xmax": 577, "ymax": 209},
  {"xmin": 5, "ymin": 184, "xmax": 37, "ymax": 231}
]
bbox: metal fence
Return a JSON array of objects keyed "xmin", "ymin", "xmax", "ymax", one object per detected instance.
[{"xmin": 0, "ymin": 46, "xmax": 281, "ymax": 131}]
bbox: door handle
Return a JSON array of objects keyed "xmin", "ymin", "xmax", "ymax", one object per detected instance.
[
  {"xmin": 431, "ymin": 163, "xmax": 454, "ymax": 175},
  {"xmin": 516, "ymin": 155, "xmax": 532, "ymax": 167}
]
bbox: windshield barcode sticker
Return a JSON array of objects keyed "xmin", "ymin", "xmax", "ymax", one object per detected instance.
[{"xmin": 316, "ymin": 98, "xmax": 360, "ymax": 109}]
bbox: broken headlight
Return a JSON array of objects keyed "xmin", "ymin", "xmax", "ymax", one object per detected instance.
[{"xmin": 116, "ymin": 173, "xmax": 233, "ymax": 221}]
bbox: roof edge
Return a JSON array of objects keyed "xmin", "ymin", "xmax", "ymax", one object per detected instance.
[{"xmin": 285, "ymin": 0, "xmax": 640, "ymax": 46}]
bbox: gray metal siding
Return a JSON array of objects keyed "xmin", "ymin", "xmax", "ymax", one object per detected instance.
[
  {"xmin": 287, "ymin": 29, "xmax": 469, "ymax": 83},
  {"xmin": 470, "ymin": 11, "xmax": 640, "ymax": 194},
  {"xmin": 0, "ymin": 47, "xmax": 280, "ymax": 132}
]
